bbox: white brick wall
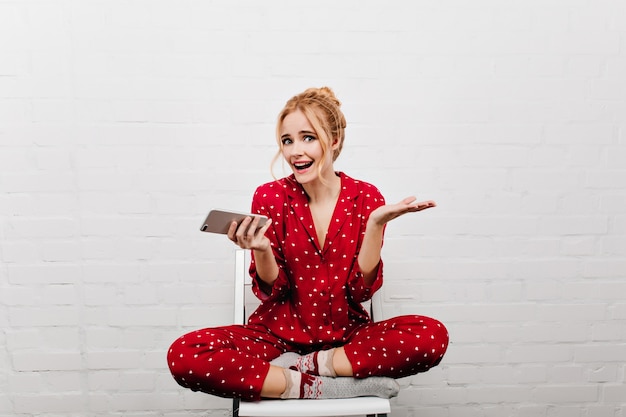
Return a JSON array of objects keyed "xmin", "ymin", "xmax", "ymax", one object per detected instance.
[{"xmin": 1, "ymin": 0, "xmax": 625, "ymax": 416}]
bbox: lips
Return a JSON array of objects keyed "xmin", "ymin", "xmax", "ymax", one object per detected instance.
[{"xmin": 293, "ymin": 161, "xmax": 314, "ymax": 171}]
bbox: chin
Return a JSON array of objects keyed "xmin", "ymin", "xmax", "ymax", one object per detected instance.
[{"xmin": 292, "ymin": 170, "xmax": 317, "ymax": 184}]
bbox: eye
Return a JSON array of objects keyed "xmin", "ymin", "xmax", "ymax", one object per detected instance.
[
  {"xmin": 303, "ymin": 135, "xmax": 316, "ymax": 142},
  {"xmin": 281, "ymin": 137, "xmax": 293, "ymax": 145}
]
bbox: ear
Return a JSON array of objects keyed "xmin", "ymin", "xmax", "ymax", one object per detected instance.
[{"xmin": 330, "ymin": 136, "xmax": 340, "ymax": 150}]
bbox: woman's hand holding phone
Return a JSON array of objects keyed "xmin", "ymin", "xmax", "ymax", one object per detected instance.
[{"xmin": 227, "ymin": 215, "xmax": 273, "ymax": 251}]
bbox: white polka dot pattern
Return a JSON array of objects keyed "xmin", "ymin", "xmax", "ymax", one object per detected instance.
[
  {"xmin": 247, "ymin": 173, "xmax": 385, "ymax": 347},
  {"xmin": 166, "ymin": 173, "xmax": 449, "ymax": 400}
]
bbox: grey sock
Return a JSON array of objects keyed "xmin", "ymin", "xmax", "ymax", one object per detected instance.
[
  {"xmin": 318, "ymin": 375, "xmax": 400, "ymax": 399},
  {"xmin": 280, "ymin": 369, "xmax": 400, "ymax": 399}
]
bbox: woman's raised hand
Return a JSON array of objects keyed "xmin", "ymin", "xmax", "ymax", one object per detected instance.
[
  {"xmin": 227, "ymin": 216, "xmax": 273, "ymax": 251},
  {"xmin": 368, "ymin": 196, "xmax": 436, "ymax": 227}
]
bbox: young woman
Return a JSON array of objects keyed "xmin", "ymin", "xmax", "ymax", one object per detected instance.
[{"xmin": 167, "ymin": 87, "xmax": 449, "ymax": 401}]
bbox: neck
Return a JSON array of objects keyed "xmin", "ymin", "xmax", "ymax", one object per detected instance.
[{"xmin": 302, "ymin": 172, "xmax": 341, "ymax": 204}]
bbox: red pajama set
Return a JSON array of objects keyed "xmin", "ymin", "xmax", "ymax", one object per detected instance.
[{"xmin": 168, "ymin": 173, "xmax": 449, "ymax": 400}]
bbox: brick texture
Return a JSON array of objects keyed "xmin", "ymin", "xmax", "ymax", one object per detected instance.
[{"xmin": 1, "ymin": 0, "xmax": 625, "ymax": 416}]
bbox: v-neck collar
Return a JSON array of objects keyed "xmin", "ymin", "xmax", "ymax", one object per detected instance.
[{"xmin": 285, "ymin": 172, "xmax": 360, "ymax": 254}]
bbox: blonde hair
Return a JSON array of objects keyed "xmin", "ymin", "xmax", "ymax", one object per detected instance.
[{"xmin": 271, "ymin": 87, "xmax": 347, "ymax": 180}]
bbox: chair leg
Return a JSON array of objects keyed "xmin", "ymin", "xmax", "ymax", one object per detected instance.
[{"xmin": 232, "ymin": 398, "xmax": 240, "ymax": 417}]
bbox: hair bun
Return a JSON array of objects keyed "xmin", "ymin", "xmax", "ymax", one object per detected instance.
[
  {"xmin": 303, "ymin": 86, "xmax": 342, "ymax": 108},
  {"xmin": 318, "ymin": 86, "xmax": 341, "ymax": 107}
]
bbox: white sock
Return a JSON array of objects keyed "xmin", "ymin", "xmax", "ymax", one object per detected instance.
[{"xmin": 271, "ymin": 349, "xmax": 337, "ymax": 377}]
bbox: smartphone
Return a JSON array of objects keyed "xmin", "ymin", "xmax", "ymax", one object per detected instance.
[{"xmin": 199, "ymin": 209, "xmax": 269, "ymax": 234}]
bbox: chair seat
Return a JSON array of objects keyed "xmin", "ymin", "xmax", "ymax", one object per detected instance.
[{"xmin": 237, "ymin": 396, "xmax": 391, "ymax": 417}]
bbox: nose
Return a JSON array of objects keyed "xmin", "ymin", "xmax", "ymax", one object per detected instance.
[{"xmin": 290, "ymin": 140, "xmax": 303, "ymax": 156}]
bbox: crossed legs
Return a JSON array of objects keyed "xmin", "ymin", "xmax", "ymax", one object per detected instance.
[{"xmin": 168, "ymin": 315, "xmax": 448, "ymax": 400}]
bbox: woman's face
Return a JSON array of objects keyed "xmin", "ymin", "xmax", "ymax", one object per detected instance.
[{"xmin": 280, "ymin": 110, "xmax": 335, "ymax": 184}]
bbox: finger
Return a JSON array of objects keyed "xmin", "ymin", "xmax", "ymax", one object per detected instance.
[
  {"xmin": 247, "ymin": 216, "xmax": 262, "ymax": 239},
  {"xmin": 258, "ymin": 218, "xmax": 272, "ymax": 234},
  {"xmin": 400, "ymin": 196, "xmax": 417, "ymax": 206},
  {"xmin": 227, "ymin": 220, "xmax": 238, "ymax": 242},
  {"xmin": 416, "ymin": 200, "xmax": 437, "ymax": 211},
  {"xmin": 235, "ymin": 217, "xmax": 253, "ymax": 240}
]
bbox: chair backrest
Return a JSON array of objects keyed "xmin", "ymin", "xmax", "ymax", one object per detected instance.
[{"xmin": 233, "ymin": 249, "xmax": 384, "ymax": 324}]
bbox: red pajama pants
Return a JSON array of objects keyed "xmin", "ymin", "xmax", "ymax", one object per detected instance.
[{"xmin": 167, "ymin": 315, "xmax": 448, "ymax": 401}]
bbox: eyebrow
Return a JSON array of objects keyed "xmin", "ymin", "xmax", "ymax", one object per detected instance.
[{"xmin": 280, "ymin": 130, "xmax": 316, "ymax": 139}]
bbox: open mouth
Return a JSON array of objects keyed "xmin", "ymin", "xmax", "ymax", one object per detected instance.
[{"xmin": 293, "ymin": 161, "xmax": 314, "ymax": 171}]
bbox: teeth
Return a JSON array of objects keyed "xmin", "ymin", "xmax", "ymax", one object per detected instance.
[{"xmin": 294, "ymin": 161, "xmax": 313, "ymax": 169}]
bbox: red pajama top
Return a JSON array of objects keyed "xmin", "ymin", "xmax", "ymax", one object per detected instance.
[{"xmin": 247, "ymin": 172, "xmax": 385, "ymax": 349}]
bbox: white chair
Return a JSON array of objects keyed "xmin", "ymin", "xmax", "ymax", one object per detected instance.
[{"xmin": 232, "ymin": 249, "xmax": 391, "ymax": 417}]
